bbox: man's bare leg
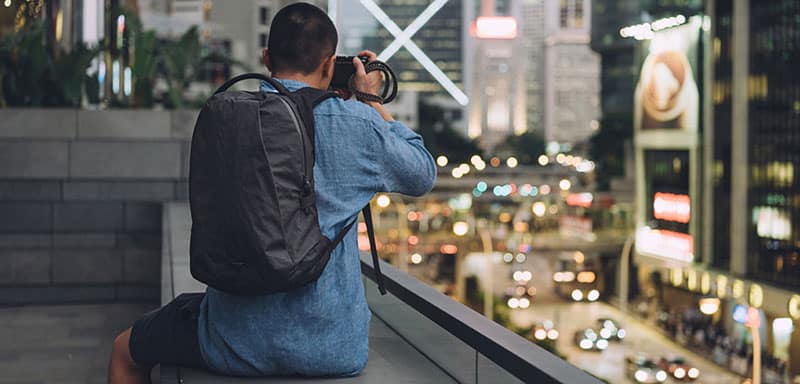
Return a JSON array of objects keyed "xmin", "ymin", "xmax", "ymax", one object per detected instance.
[{"xmin": 108, "ymin": 327, "xmax": 151, "ymax": 384}]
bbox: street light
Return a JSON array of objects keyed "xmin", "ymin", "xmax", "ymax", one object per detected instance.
[
  {"xmin": 559, "ymin": 179, "xmax": 571, "ymax": 191},
  {"xmin": 376, "ymin": 194, "xmax": 391, "ymax": 208},
  {"xmin": 436, "ymin": 155, "xmax": 448, "ymax": 167},
  {"xmin": 453, "ymin": 221, "xmax": 469, "ymax": 236},
  {"xmin": 506, "ymin": 157, "xmax": 518, "ymax": 168},
  {"xmin": 698, "ymin": 297, "xmax": 720, "ymax": 315}
]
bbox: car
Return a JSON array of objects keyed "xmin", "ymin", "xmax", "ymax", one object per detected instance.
[
  {"xmin": 574, "ymin": 328, "xmax": 609, "ymax": 352},
  {"xmin": 596, "ymin": 318, "xmax": 626, "ymax": 341},
  {"xmin": 657, "ymin": 356, "xmax": 700, "ymax": 381},
  {"xmin": 625, "ymin": 354, "xmax": 668, "ymax": 383},
  {"xmin": 532, "ymin": 320, "xmax": 560, "ymax": 341}
]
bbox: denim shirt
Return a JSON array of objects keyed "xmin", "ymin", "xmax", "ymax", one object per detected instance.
[{"xmin": 197, "ymin": 79, "xmax": 436, "ymax": 376}]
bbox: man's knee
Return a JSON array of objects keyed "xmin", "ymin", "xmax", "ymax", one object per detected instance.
[{"xmin": 112, "ymin": 328, "xmax": 135, "ymax": 365}]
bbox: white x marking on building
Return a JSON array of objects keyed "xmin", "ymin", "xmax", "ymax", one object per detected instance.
[{"xmin": 359, "ymin": 0, "xmax": 469, "ymax": 105}]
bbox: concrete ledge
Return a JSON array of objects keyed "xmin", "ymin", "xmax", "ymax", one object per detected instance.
[
  {"xmin": 69, "ymin": 141, "xmax": 182, "ymax": 178},
  {"xmin": 0, "ymin": 284, "xmax": 158, "ymax": 304},
  {"xmin": 171, "ymin": 110, "xmax": 199, "ymax": 139},
  {"xmin": 78, "ymin": 110, "xmax": 171, "ymax": 139},
  {"xmin": 0, "ymin": 141, "xmax": 69, "ymax": 178},
  {"xmin": 0, "ymin": 109, "xmax": 78, "ymax": 139},
  {"xmin": 0, "ymin": 181, "xmax": 62, "ymax": 201},
  {"xmin": 63, "ymin": 181, "xmax": 176, "ymax": 201}
]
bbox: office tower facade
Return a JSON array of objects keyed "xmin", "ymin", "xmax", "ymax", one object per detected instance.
[
  {"xmin": 631, "ymin": 0, "xmax": 800, "ymax": 377},
  {"xmin": 521, "ymin": 0, "xmax": 544, "ymax": 135},
  {"xmin": 359, "ymin": 0, "xmax": 465, "ymax": 95},
  {"xmin": 541, "ymin": 0, "xmax": 599, "ymax": 146},
  {"xmin": 466, "ymin": 0, "xmax": 526, "ymax": 149}
]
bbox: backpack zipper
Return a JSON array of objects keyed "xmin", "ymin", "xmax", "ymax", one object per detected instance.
[{"xmin": 276, "ymin": 96, "xmax": 309, "ymax": 189}]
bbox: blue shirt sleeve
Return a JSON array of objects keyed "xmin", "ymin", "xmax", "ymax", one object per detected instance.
[{"xmin": 365, "ymin": 118, "xmax": 437, "ymax": 197}]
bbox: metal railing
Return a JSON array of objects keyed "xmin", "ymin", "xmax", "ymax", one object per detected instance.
[{"xmin": 361, "ymin": 253, "xmax": 604, "ymax": 384}]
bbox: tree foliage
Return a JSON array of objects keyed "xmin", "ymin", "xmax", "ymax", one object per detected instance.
[
  {"xmin": 417, "ymin": 100, "xmax": 482, "ymax": 163},
  {"xmin": 495, "ymin": 131, "xmax": 546, "ymax": 165},
  {"xmin": 0, "ymin": 23, "xmax": 99, "ymax": 107}
]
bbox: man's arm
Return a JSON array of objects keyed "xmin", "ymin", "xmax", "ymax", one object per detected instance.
[{"xmin": 352, "ymin": 50, "xmax": 394, "ymax": 122}]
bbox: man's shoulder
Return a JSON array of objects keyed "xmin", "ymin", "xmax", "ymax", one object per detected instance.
[{"xmin": 313, "ymin": 97, "xmax": 382, "ymax": 124}]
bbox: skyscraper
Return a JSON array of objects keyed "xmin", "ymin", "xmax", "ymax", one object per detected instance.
[{"xmin": 541, "ymin": 0, "xmax": 599, "ymax": 146}]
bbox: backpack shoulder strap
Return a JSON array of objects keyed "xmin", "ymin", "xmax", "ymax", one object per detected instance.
[
  {"xmin": 288, "ymin": 87, "xmax": 340, "ymax": 145},
  {"xmin": 215, "ymin": 73, "xmax": 290, "ymax": 95},
  {"xmin": 327, "ymin": 204, "xmax": 387, "ymax": 295}
]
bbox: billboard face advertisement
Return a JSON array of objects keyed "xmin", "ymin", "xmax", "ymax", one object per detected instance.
[{"xmin": 634, "ymin": 17, "xmax": 701, "ymax": 131}]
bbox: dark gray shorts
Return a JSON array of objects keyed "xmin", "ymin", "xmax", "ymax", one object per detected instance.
[{"xmin": 129, "ymin": 292, "xmax": 209, "ymax": 370}]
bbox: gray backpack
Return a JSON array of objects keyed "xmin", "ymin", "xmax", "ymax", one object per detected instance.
[{"xmin": 189, "ymin": 74, "xmax": 386, "ymax": 295}]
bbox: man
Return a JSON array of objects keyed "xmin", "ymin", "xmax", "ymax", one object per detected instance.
[{"xmin": 108, "ymin": 3, "xmax": 436, "ymax": 383}]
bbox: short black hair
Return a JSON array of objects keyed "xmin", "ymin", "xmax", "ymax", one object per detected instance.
[{"xmin": 267, "ymin": 3, "xmax": 337, "ymax": 74}]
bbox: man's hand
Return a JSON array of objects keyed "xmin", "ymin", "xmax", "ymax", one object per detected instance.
[{"xmin": 352, "ymin": 50, "xmax": 382, "ymax": 96}]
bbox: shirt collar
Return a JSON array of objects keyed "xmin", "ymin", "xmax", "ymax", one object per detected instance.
[{"xmin": 260, "ymin": 78, "xmax": 311, "ymax": 93}]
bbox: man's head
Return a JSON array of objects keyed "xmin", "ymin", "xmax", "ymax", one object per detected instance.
[{"xmin": 264, "ymin": 3, "xmax": 337, "ymax": 88}]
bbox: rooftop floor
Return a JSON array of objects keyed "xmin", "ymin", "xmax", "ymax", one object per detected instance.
[{"xmin": 0, "ymin": 302, "xmax": 154, "ymax": 384}]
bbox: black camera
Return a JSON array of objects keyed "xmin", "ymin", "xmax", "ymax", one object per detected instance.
[{"xmin": 331, "ymin": 56, "xmax": 369, "ymax": 89}]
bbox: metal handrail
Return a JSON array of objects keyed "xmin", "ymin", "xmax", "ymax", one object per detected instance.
[{"xmin": 360, "ymin": 253, "xmax": 604, "ymax": 384}]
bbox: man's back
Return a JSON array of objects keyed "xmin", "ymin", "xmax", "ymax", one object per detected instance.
[{"xmin": 197, "ymin": 79, "xmax": 436, "ymax": 376}]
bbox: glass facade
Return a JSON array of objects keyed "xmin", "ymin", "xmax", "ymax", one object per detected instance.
[
  {"xmin": 711, "ymin": 0, "xmax": 732, "ymax": 269},
  {"xmin": 360, "ymin": 0, "xmax": 463, "ymax": 94},
  {"xmin": 644, "ymin": 150, "xmax": 691, "ymax": 235},
  {"xmin": 747, "ymin": 0, "xmax": 800, "ymax": 287}
]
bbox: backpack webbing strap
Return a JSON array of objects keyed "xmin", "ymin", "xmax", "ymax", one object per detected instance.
[
  {"xmin": 214, "ymin": 73, "xmax": 290, "ymax": 95},
  {"xmin": 362, "ymin": 204, "xmax": 387, "ymax": 295},
  {"xmin": 327, "ymin": 204, "xmax": 387, "ymax": 295}
]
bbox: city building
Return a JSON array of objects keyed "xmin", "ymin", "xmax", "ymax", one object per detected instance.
[
  {"xmin": 541, "ymin": 0, "xmax": 599, "ymax": 146},
  {"xmin": 466, "ymin": 0, "xmax": 526, "ymax": 150},
  {"xmin": 630, "ymin": 0, "xmax": 800, "ymax": 379},
  {"xmin": 520, "ymin": 0, "xmax": 544, "ymax": 135},
  {"xmin": 357, "ymin": 0, "xmax": 465, "ymax": 96}
]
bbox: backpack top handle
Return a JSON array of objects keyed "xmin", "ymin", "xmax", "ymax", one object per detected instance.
[{"xmin": 215, "ymin": 73, "xmax": 291, "ymax": 95}]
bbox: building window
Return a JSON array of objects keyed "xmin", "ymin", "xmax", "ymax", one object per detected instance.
[
  {"xmin": 574, "ymin": 0, "xmax": 583, "ymax": 29},
  {"xmin": 259, "ymin": 6, "xmax": 270, "ymax": 25},
  {"xmin": 559, "ymin": 0, "xmax": 569, "ymax": 29},
  {"xmin": 259, "ymin": 33, "xmax": 268, "ymax": 48}
]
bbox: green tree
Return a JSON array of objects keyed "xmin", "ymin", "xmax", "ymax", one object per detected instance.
[
  {"xmin": 495, "ymin": 131, "xmax": 546, "ymax": 165},
  {"xmin": 0, "ymin": 23, "xmax": 98, "ymax": 107},
  {"xmin": 589, "ymin": 112, "xmax": 632, "ymax": 190},
  {"xmin": 417, "ymin": 100, "xmax": 482, "ymax": 162}
]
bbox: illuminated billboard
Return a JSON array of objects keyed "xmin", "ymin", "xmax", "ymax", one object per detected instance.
[
  {"xmin": 638, "ymin": 150, "xmax": 694, "ymax": 262},
  {"xmin": 633, "ymin": 16, "xmax": 701, "ymax": 131}
]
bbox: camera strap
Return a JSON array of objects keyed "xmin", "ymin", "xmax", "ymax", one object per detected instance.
[{"xmin": 348, "ymin": 60, "xmax": 398, "ymax": 104}]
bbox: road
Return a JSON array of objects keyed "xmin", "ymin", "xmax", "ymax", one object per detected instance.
[
  {"xmin": 481, "ymin": 249, "xmax": 746, "ymax": 384},
  {"xmin": 509, "ymin": 301, "xmax": 744, "ymax": 383}
]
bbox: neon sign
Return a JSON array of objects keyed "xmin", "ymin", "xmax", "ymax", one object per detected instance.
[
  {"xmin": 472, "ymin": 16, "xmax": 517, "ymax": 39},
  {"xmin": 636, "ymin": 227, "xmax": 694, "ymax": 262},
  {"xmin": 653, "ymin": 192, "xmax": 691, "ymax": 223},
  {"xmin": 566, "ymin": 193, "xmax": 594, "ymax": 208}
]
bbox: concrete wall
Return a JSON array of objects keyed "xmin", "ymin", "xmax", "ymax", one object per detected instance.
[{"xmin": 0, "ymin": 108, "xmax": 196, "ymax": 304}]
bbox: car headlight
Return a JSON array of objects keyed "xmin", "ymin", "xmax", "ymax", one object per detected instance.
[
  {"xmin": 571, "ymin": 289, "xmax": 583, "ymax": 301},
  {"xmin": 656, "ymin": 370, "xmax": 668, "ymax": 382},
  {"xmin": 617, "ymin": 329, "xmax": 626, "ymax": 339},
  {"xmin": 534, "ymin": 329, "xmax": 547, "ymax": 340},
  {"xmin": 587, "ymin": 289, "xmax": 600, "ymax": 301},
  {"xmin": 674, "ymin": 367, "xmax": 686, "ymax": 379},
  {"xmin": 547, "ymin": 329, "xmax": 559, "ymax": 340},
  {"xmin": 688, "ymin": 368, "xmax": 699, "ymax": 379},
  {"xmin": 634, "ymin": 370, "xmax": 648, "ymax": 382},
  {"xmin": 596, "ymin": 339, "xmax": 609, "ymax": 350},
  {"xmin": 600, "ymin": 328, "xmax": 612, "ymax": 339},
  {"xmin": 579, "ymin": 339, "xmax": 593, "ymax": 350}
]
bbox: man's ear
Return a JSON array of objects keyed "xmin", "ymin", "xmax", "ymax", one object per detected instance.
[
  {"xmin": 322, "ymin": 55, "xmax": 336, "ymax": 80},
  {"xmin": 263, "ymin": 49, "xmax": 272, "ymax": 72}
]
